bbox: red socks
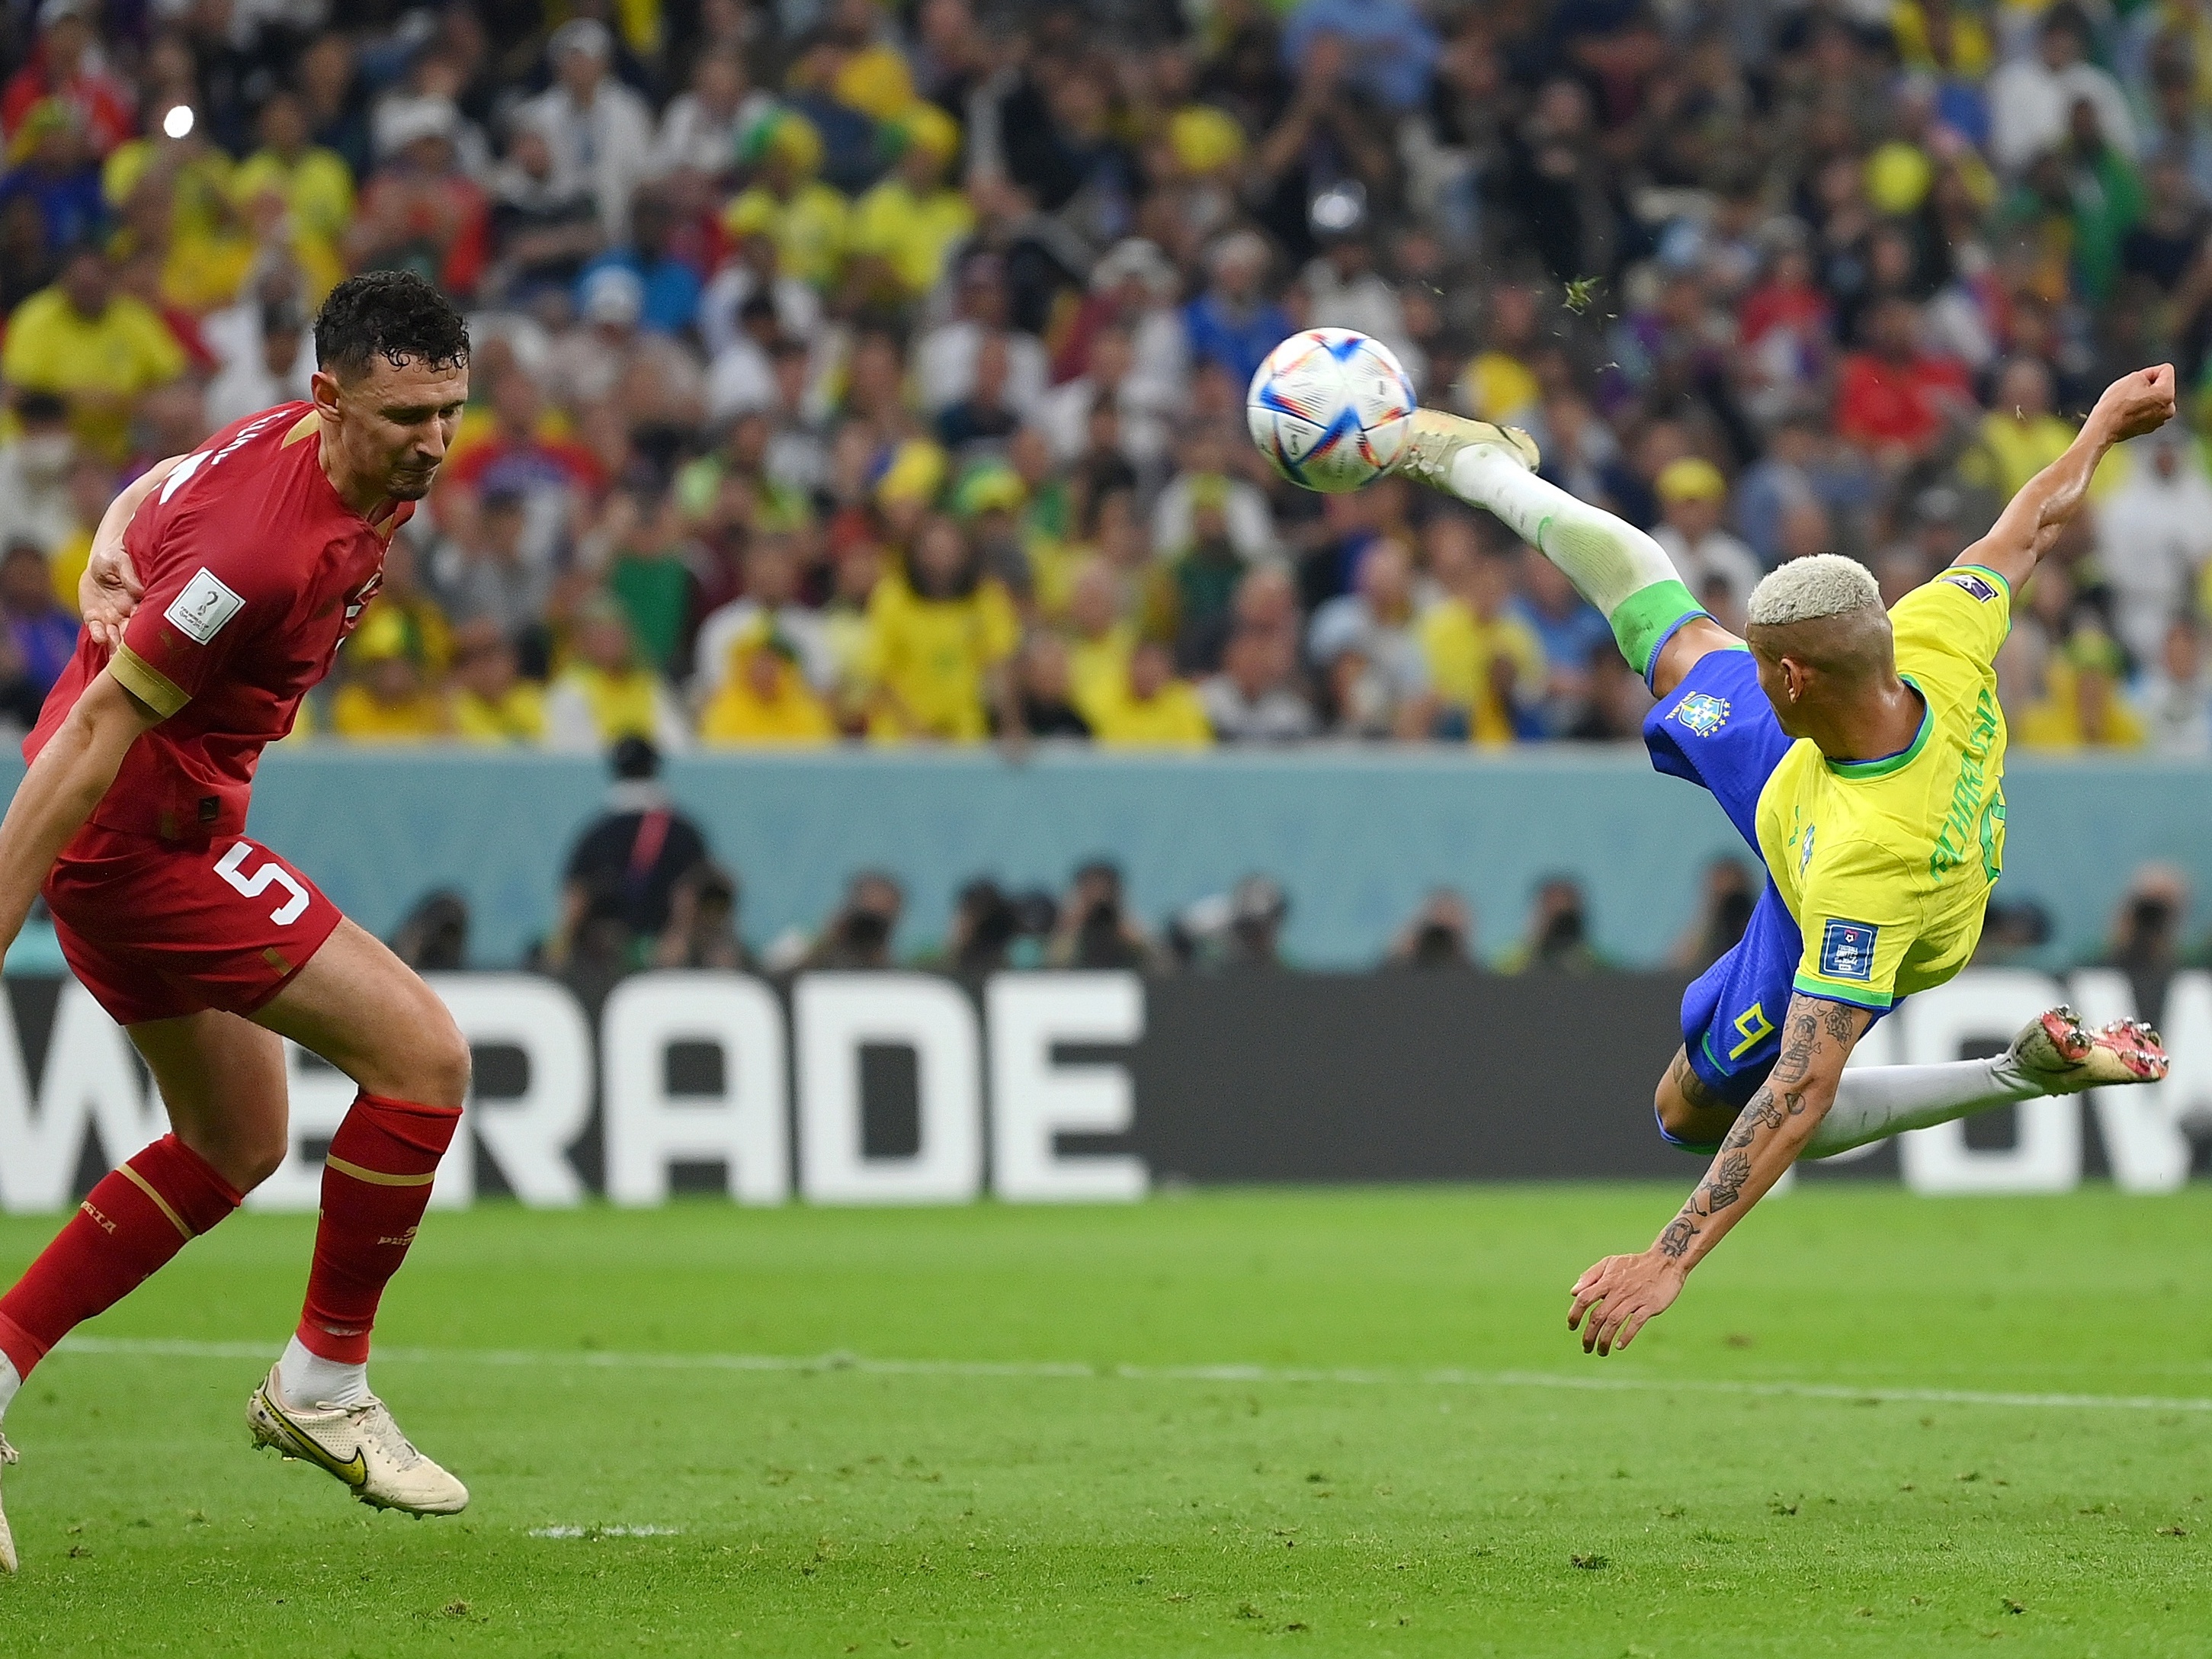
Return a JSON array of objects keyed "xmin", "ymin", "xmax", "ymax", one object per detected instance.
[
  {"xmin": 293, "ymin": 1092, "xmax": 461, "ymax": 1365},
  {"xmin": 0, "ymin": 1134, "xmax": 242, "ymax": 1379}
]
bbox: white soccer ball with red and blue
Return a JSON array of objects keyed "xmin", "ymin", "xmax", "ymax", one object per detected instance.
[{"xmin": 1245, "ymin": 329, "xmax": 1415, "ymax": 493}]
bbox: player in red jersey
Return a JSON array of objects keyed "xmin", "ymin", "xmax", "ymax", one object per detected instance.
[{"xmin": 0, "ymin": 273, "xmax": 478, "ymax": 1571}]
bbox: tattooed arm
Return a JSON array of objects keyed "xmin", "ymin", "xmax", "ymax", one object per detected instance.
[{"xmin": 1567, "ymin": 995, "xmax": 1871, "ymax": 1356}]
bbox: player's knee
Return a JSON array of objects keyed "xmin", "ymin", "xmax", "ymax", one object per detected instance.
[{"xmin": 413, "ymin": 1006, "xmax": 473, "ymax": 1108}]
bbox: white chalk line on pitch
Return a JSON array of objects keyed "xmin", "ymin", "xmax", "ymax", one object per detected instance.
[{"xmin": 50, "ymin": 1335, "xmax": 2212, "ymax": 1415}]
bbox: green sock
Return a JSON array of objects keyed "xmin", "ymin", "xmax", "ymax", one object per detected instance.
[{"xmin": 1609, "ymin": 579, "xmax": 1706, "ymax": 683}]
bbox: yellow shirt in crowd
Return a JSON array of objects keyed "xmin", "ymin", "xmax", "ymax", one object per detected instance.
[
  {"xmin": 554, "ymin": 663, "xmax": 668, "ymax": 746},
  {"xmin": 848, "ymin": 179, "xmax": 974, "ymax": 299},
  {"xmin": 2, "ymin": 290, "xmax": 186, "ymax": 460},
  {"xmin": 453, "ymin": 682, "xmax": 547, "ymax": 743},
  {"xmin": 1417, "ymin": 599, "xmax": 1546, "ymax": 745},
  {"xmin": 1082, "ymin": 679, "xmax": 1213, "ymax": 747},
  {"xmin": 861, "ymin": 573, "xmax": 1019, "ymax": 742},
  {"xmin": 723, "ymin": 183, "xmax": 851, "ymax": 289},
  {"xmin": 329, "ymin": 684, "xmax": 447, "ymax": 741},
  {"xmin": 1067, "ymin": 623, "xmax": 1135, "ymax": 713}
]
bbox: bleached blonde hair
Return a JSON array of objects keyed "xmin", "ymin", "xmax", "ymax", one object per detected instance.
[{"xmin": 1747, "ymin": 554, "xmax": 1882, "ymax": 627}]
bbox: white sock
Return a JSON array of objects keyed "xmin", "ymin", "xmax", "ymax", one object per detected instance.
[
  {"xmin": 1806, "ymin": 1054, "xmax": 2037, "ymax": 1159},
  {"xmin": 1447, "ymin": 446, "xmax": 1685, "ymax": 615},
  {"xmin": 278, "ymin": 1335, "xmax": 371, "ymax": 1410},
  {"xmin": 0, "ymin": 1354, "xmax": 18, "ymax": 1424}
]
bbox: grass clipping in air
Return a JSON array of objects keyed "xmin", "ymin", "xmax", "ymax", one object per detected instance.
[{"xmin": 1, "ymin": 1187, "xmax": 2208, "ymax": 1654}]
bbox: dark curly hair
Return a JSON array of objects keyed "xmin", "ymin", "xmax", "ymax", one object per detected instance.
[{"xmin": 313, "ymin": 271, "xmax": 471, "ymax": 381}]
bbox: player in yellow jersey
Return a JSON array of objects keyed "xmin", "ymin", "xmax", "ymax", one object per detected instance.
[{"xmin": 1390, "ymin": 367, "xmax": 2178, "ymax": 1356}]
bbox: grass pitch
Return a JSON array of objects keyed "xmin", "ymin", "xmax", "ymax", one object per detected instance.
[{"xmin": 2, "ymin": 1186, "xmax": 2209, "ymax": 1656}]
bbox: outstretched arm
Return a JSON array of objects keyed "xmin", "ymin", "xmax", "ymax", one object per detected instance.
[
  {"xmin": 1568, "ymin": 996, "xmax": 1872, "ymax": 1355},
  {"xmin": 1960, "ymin": 365, "xmax": 2175, "ymax": 594}
]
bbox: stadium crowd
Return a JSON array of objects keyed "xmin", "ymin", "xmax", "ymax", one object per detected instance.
[{"xmin": 5, "ymin": 0, "xmax": 2212, "ymax": 751}]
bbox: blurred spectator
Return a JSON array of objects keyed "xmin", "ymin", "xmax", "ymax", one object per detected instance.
[
  {"xmin": 2017, "ymin": 627, "xmax": 2146, "ymax": 749},
  {"xmin": 1047, "ymin": 858, "xmax": 1152, "ymax": 969},
  {"xmin": 861, "ymin": 515, "xmax": 1021, "ymax": 743},
  {"xmin": 520, "ymin": 20, "xmax": 655, "ymax": 245},
  {"xmin": 1834, "ymin": 297, "xmax": 1972, "ymax": 467},
  {"xmin": 1085, "ymin": 637, "xmax": 1211, "ymax": 747},
  {"xmin": 652, "ymin": 863, "xmax": 752, "ymax": 971},
  {"xmin": 330, "ymin": 610, "xmax": 446, "ymax": 741},
  {"xmin": 1499, "ymin": 877, "xmax": 1603, "ymax": 974},
  {"xmin": 205, "ymin": 298, "xmax": 313, "ymax": 429},
  {"xmin": 1987, "ymin": 5, "xmax": 2135, "ymax": 177},
  {"xmin": 487, "ymin": 109, "xmax": 604, "ymax": 303},
  {"xmin": 2137, "ymin": 617, "xmax": 2212, "ymax": 758},
  {"xmin": 0, "ymin": 541, "xmax": 74, "ymax": 696},
  {"xmin": 347, "ymin": 97, "xmax": 489, "ymax": 300},
  {"xmin": 1974, "ymin": 898, "xmax": 2054, "ymax": 967},
  {"xmin": 232, "ymin": 91, "xmax": 354, "ymax": 295},
  {"xmin": 699, "ymin": 629, "xmax": 836, "ymax": 745},
  {"xmin": 803, "ymin": 871, "xmax": 906, "ymax": 970},
  {"xmin": 447, "ymin": 620, "xmax": 546, "ymax": 744},
  {"xmin": 390, "ymin": 890, "xmax": 470, "ymax": 972},
  {"xmin": 2, "ymin": 0, "xmax": 133, "ymax": 159},
  {"xmin": 848, "ymin": 103, "xmax": 971, "ymax": 306},
  {"xmin": 1386, "ymin": 888, "xmax": 1476, "ymax": 971},
  {"xmin": 543, "ymin": 737, "xmax": 711, "ymax": 974},
  {"xmin": 1064, "ymin": 558, "xmax": 1134, "ymax": 713},
  {"xmin": 929, "ymin": 878, "xmax": 1024, "ymax": 977},
  {"xmin": 693, "ymin": 534, "xmax": 837, "ymax": 700},
  {"xmin": 0, "ymin": 392, "xmax": 79, "ymax": 557},
  {"xmin": 2089, "ymin": 863, "xmax": 2191, "ymax": 984},
  {"xmin": 1012, "ymin": 634, "xmax": 1092, "ymax": 740},
  {"xmin": 1563, "ymin": 640, "xmax": 1653, "ymax": 742},
  {"xmin": 544, "ymin": 595, "xmax": 691, "ymax": 753},
  {"xmin": 1652, "ymin": 459, "xmax": 1762, "ymax": 622},
  {"xmin": 1169, "ymin": 874, "xmax": 1291, "ymax": 972},
  {"xmin": 1967, "ymin": 358, "xmax": 2076, "ymax": 502},
  {"xmin": 1419, "ymin": 517, "xmax": 1542, "ymax": 745},
  {"xmin": 652, "ymin": 50, "xmax": 771, "ymax": 185},
  {"xmin": 578, "ymin": 188, "xmax": 703, "ymax": 338},
  {"xmin": 1309, "ymin": 537, "xmax": 1432, "ymax": 739},
  {"xmin": 1183, "ymin": 229, "xmax": 1290, "ymax": 390},
  {"xmin": 2096, "ymin": 429, "xmax": 2212, "ymax": 669},
  {"xmin": 1201, "ymin": 625, "xmax": 1316, "ymax": 743},
  {"xmin": 721, "ymin": 111, "xmax": 849, "ymax": 291},
  {"xmin": 3, "ymin": 242, "xmax": 184, "ymax": 460},
  {"xmin": 0, "ymin": 96, "xmax": 104, "ymax": 258},
  {"xmin": 1669, "ymin": 859, "xmax": 1757, "ymax": 974}
]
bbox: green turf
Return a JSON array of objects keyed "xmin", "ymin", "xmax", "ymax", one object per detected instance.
[{"xmin": 2, "ymin": 1186, "xmax": 2210, "ymax": 1656}]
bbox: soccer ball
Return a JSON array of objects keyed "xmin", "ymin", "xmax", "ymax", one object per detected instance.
[{"xmin": 1245, "ymin": 329, "xmax": 1416, "ymax": 493}]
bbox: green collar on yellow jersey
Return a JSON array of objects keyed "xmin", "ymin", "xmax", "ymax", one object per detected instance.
[{"xmin": 1824, "ymin": 674, "xmax": 1931, "ymax": 780}]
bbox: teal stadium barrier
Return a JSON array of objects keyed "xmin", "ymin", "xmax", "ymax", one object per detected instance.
[{"xmin": 0, "ymin": 748, "xmax": 2200, "ymax": 969}]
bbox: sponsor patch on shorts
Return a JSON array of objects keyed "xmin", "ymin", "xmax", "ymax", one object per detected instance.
[
  {"xmin": 1818, "ymin": 918, "xmax": 1879, "ymax": 982},
  {"xmin": 1938, "ymin": 570, "xmax": 1999, "ymax": 603},
  {"xmin": 1672, "ymin": 692, "xmax": 1731, "ymax": 737},
  {"xmin": 164, "ymin": 568, "xmax": 244, "ymax": 644}
]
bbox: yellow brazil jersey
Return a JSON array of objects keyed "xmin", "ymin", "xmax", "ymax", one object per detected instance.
[
  {"xmin": 1754, "ymin": 564, "xmax": 2012, "ymax": 1012},
  {"xmin": 861, "ymin": 573, "xmax": 1020, "ymax": 743}
]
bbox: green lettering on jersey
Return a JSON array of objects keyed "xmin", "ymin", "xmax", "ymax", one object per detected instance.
[{"xmin": 1930, "ymin": 688, "xmax": 2003, "ymax": 882}]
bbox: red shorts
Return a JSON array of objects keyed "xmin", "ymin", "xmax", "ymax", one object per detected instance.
[{"xmin": 43, "ymin": 825, "xmax": 345, "ymax": 1028}]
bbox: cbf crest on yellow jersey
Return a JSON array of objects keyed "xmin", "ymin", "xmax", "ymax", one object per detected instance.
[{"xmin": 1752, "ymin": 564, "xmax": 2012, "ymax": 1011}]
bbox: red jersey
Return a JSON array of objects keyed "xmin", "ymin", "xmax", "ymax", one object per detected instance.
[{"xmin": 27, "ymin": 403, "xmax": 410, "ymax": 843}]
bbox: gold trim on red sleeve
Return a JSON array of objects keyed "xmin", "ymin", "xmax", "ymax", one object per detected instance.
[
  {"xmin": 111, "ymin": 644, "xmax": 190, "ymax": 717},
  {"xmin": 281, "ymin": 411, "xmax": 322, "ymax": 447}
]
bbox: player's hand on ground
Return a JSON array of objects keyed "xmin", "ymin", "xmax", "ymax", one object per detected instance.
[
  {"xmin": 1568, "ymin": 1250, "xmax": 1686, "ymax": 1356},
  {"xmin": 2092, "ymin": 364, "xmax": 2177, "ymax": 444},
  {"xmin": 80, "ymin": 537, "xmax": 145, "ymax": 652}
]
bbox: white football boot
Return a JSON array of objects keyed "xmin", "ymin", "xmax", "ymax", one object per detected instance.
[
  {"xmin": 0, "ymin": 1430, "xmax": 17, "ymax": 1573},
  {"xmin": 1391, "ymin": 409, "xmax": 1543, "ymax": 491},
  {"xmin": 247, "ymin": 1365, "xmax": 467, "ymax": 1516},
  {"xmin": 2006, "ymin": 1006, "xmax": 2169, "ymax": 1092}
]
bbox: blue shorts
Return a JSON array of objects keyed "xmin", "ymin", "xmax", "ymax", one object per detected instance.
[{"xmin": 1642, "ymin": 647, "xmax": 1895, "ymax": 1115}]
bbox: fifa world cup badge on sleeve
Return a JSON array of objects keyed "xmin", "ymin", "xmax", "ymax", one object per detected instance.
[
  {"xmin": 1938, "ymin": 570, "xmax": 1999, "ymax": 602},
  {"xmin": 164, "ymin": 569, "xmax": 245, "ymax": 643},
  {"xmin": 1819, "ymin": 919, "xmax": 1879, "ymax": 982},
  {"xmin": 1672, "ymin": 692, "xmax": 1731, "ymax": 737}
]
